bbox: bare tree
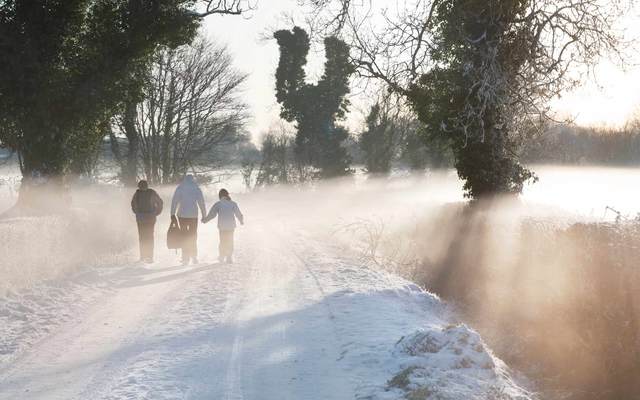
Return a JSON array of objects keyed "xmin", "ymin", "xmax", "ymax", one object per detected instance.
[
  {"xmin": 309, "ymin": 0, "xmax": 626, "ymax": 96},
  {"xmin": 255, "ymin": 132, "xmax": 292, "ymax": 187},
  {"xmin": 114, "ymin": 37, "xmax": 248, "ymax": 184},
  {"xmin": 303, "ymin": 0, "xmax": 630, "ymax": 196},
  {"xmin": 244, "ymin": 123, "xmax": 317, "ymax": 189},
  {"xmin": 193, "ymin": 0, "xmax": 257, "ymax": 17}
]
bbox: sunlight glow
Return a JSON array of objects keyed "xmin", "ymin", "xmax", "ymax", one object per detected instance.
[
  {"xmin": 205, "ymin": 3, "xmax": 640, "ymax": 134},
  {"xmin": 551, "ymin": 61, "xmax": 640, "ymax": 128}
]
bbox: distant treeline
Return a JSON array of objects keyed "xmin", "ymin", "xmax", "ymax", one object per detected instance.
[{"xmin": 523, "ymin": 124, "xmax": 640, "ymax": 165}]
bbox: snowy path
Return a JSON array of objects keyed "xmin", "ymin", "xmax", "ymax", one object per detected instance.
[{"xmin": 0, "ymin": 220, "xmax": 534, "ymax": 399}]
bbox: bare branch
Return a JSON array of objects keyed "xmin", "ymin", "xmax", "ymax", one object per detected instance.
[
  {"xmin": 131, "ymin": 37, "xmax": 248, "ymax": 183},
  {"xmin": 191, "ymin": 0, "xmax": 256, "ymax": 18}
]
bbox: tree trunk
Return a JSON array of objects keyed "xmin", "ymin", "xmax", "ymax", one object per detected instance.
[
  {"xmin": 15, "ymin": 158, "xmax": 70, "ymax": 214},
  {"xmin": 12, "ymin": 124, "xmax": 71, "ymax": 212},
  {"xmin": 122, "ymin": 101, "xmax": 139, "ymax": 186},
  {"xmin": 161, "ymin": 75, "xmax": 176, "ymax": 184}
]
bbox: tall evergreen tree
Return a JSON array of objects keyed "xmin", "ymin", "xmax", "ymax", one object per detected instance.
[
  {"xmin": 359, "ymin": 103, "xmax": 395, "ymax": 175},
  {"xmin": 274, "ymin": 26, "xmax": 354, "ymax": 178}
]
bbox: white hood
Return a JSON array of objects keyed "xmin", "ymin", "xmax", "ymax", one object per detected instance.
[{"xmin": 171, "ymin": 175, "xmax": 206, "ymax": 218}]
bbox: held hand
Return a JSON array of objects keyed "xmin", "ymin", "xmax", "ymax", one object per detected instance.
[
  {"xmin": 171, "ymin": 215, "xmax": 178, "ymax": 223},
  {"xmin": 201, "ymin": 218, "xmax": 206, "ymax": 224}
]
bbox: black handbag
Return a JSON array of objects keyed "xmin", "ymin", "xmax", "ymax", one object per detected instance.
[{"xmin": 167, "ymin": 219, "xmax": 182, "ymax": 249}]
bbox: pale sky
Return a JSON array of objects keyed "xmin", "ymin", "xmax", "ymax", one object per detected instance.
[
  {"xmin": 551, "ymin": 61, "xmax": 640, "ymax": 128},
  {"xmin": 551, "ymin": 9, "xmax": 640, "ymax": 128},
  {"xmin": 203, "ymin": 0, "xmax": 308, "ymax": 143},
  {"xmin": 204, "ymin": 2, "xmax": 640, "ymax": 142}
]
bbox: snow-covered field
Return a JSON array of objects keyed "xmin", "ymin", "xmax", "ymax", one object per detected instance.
[
  {"xmin": 0, "ymin": 220, "xmax": 533, "ymax": 399},
  {"xmin": 3, "ymin": 164, "xmax": 640, "ymax": 399},
  {"xmin": 0, "ymin": 170, "xmax": 541, "ymax": 399}
]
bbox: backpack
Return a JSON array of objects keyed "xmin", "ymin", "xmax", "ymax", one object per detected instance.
[{"xmin": 135, "ymin": 189, "xmax": 161, "ymax": 215}]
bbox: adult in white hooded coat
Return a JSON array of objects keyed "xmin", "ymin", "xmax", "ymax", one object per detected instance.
[{"xmin": 171, "ymin": 175, "xmax": 206, "ymax": 264}]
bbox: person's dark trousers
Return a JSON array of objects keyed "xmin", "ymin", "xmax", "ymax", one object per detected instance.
[
  {"xmin": 179, "ymin": 217, "xmax": 198, "ymax": 262},
  {"xmin": 136, "ymin": 218, "xmax": 156, "ymax": 261}
]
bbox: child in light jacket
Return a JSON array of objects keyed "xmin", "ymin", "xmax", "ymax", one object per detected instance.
[{"xmin": 202, "ymin": 188, "xmax": 244, "ymax": 263}]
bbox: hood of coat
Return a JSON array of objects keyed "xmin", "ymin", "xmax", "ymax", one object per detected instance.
[
  {"xmin": 178, "ymin": 175, "xmax": 198, "ymax": 189},
  {"xmin": 184, "ymin": 174, "xmax": 195, "ymax": 184}
]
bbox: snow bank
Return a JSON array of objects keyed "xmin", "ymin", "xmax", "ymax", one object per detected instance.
[
  {"xmin": 390, "ymin": 326, "xmax": 531, "ymax": 399},
  {"xmin": 298, "ymin": 243, "xmax": 536, "ymax": 400}
]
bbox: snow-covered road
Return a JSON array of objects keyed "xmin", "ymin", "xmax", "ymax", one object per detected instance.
[{"xmin": 0, "ymin": 218, "xmax": 534, "ymax": 399}]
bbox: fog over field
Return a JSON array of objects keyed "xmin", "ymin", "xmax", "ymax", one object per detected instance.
[
  {"xmin": 1, "ymin": 164, "xmax": 638, "ymax": 292},
  {"xmin": 1, "ymin": 164, "xmax": 640, "ymax": 399}
]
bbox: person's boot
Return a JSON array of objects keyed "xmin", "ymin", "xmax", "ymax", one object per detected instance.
[
  {"xmin": 192, "ymin": 257, "xmax": 199, "ymax": 265},
  {"xmin": 226, "ymin": 256, "xmax": 233, "ymax": 264}
]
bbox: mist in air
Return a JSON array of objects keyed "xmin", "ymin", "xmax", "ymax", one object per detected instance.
[{"xmin": 1, "ymin": 164, "xmax": 640, "ymax": 399}]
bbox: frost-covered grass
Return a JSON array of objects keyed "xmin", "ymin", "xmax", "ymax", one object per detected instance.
[
  {"xmin": 0, "ymin": 215, "xmax": 133, "ymax": 294},
  {"xmin": 0, "ymin": 185, "xmax": 136, "ymax": 294},
  {"xmin": 342, "ymin": 199, "xmax": 640, "ymax": 400},
  {"xmin": 386, "ymin": 324, "xmax": 532, "ymax": 400}
]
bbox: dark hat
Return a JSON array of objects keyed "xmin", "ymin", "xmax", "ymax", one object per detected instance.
[{"xmin": 138, "ymin": 180, "xmax": 149, "ymax": 190}]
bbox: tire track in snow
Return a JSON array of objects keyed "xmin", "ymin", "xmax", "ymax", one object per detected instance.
[
  {"xmin": 224, "ymin": 334, "xmax": 245, "ymax": 400},
  {"xmin": 220, "ymin": 261, "xmax": 255, "ymax": 400},
  {"xmin": 95, "ymin": 260, "xmax": 249, "ymax": 400},
  {"xmin": 0, "ymin": 265, "xmax": 193, "ymax": 399},
  {"xmin": 0, "ymin": 260, "xmax": 244, "ymax": 400}
]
